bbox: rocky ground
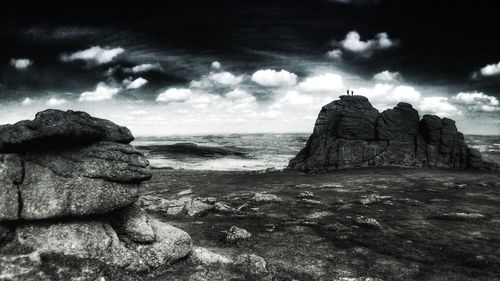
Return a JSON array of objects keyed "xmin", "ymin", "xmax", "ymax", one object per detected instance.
[
  {"xmin": 2, "ymin": 106, "xmax": 499, "ymax": 281},
  {"xmin": 139, "ymin": 167, "xmax": 500, "ymax": 281}
]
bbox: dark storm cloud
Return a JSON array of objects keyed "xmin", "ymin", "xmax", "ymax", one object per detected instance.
[
  {"xmin": 328, "ymin": 0, "xmax": 379, "ymax": 4},
  {"xmin": 0, "ymin": 0, "xmax": 500, "ymax": 102}
]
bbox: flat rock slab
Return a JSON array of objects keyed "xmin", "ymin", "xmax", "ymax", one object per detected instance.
[
  {"xmin": 0, "ymin": 109, "xmax": 133, "ymax": 152},
  {"xmin": 1, "ymin": 142, "xmax": 151, "ymax": 221}
]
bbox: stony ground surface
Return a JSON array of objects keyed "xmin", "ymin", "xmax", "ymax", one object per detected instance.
[{"xmin": 141, "ymin": 167, "xmax": 500, "ymax": 281}]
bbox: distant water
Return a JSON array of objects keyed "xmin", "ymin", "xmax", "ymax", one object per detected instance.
[
  {"xmin": 133, "ymin": 134, "xmax": 500, "ymax": 171},
  {"xmin": 465, "ymin": 135, "xmax": 500, "ymax": 165},
  {"xmin": 132, "ymin": 134, "xmax": 309, "ymax": 171}
]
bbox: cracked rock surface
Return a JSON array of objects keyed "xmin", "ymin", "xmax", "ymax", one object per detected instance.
[
  {"xmin": 0, "ymin": 110, "xmax": 192, "ymax": 279},
  {"xmin": 289, "ymin": 95, "xmax": 499, "ymax": 172}
]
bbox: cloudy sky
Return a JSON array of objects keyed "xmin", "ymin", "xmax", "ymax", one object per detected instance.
[{"xmin": 1, "ymin": 0, "xmax": 500, "ymax": 135}]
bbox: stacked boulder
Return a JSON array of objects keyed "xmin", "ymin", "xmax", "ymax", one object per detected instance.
[
  {"xmin": 289, "ymin": 95, "xmax": 498, "ymax": 172},
  {"xmin": 0, "ymin": 110, "xmax": 192, "ymax": 278}
]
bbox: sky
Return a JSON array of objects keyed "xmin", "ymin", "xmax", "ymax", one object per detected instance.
[{"xmin": 1, "ymin": 0, "xmax": 500, "ymax": 136}]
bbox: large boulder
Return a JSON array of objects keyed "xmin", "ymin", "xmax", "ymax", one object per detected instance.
[
  {"xmin": 0, "ymin": 110, "xmax": 151, "ymax": 221},
  {"xmin": 376, "ymin": 102, "xmax": 419, "ymax": 142},
  {"xmin": 289, "ymin": 96, "xmax": 379, "ymax": 171},
  {"xmin": 313, "ymin": 95, "xmax": 379, "ymax": 140},
  {"xmin": 9, "ymin": 216, "xmax": 192, "ymax": 271},
  {"xmin": 1, "ymin": 141, "xmax": 151, "ymax": 221},
  {"xmin": 289, "ymin": 95, "xmax": 499, "ymax": 172},
  {"xmin": 0, "ymin": 109, "xmax": 133, "ymax": 152},
  {"xmin": 419, "ymin": 115, "xmax": 442, "ymax": 145},
  {"xmin": 0, "ymin": 110, "xmax": 192, "ymax": 278}
]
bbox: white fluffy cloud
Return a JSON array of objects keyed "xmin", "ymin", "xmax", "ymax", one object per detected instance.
[
  {"xmin": 46, "ymin": 98, "xmax": 67, "ymax": 106},
  {"xmin": 225, "ymin": 89, "xmax": 256, "ymax": 103},
  {"xmin": 478, "ymin": 61, "xmax": 500, "ymax": 77},
  {"xmin": 61, "ymin": 46, "xmax": 124, "ymax": 64},
  {"xmin": 211, "ymin": 61, "xmax": 222, "ymax": 70},
  {"xmin": 333, "ymin": 31, "xmax": 396, "ymax": 57},
  {"xmin": 125, "ymin": 63, "xmax": 162, "ymax": 73},
  {"xmin": 453, "ymin": 92, "xmax": 500, "ymax": 112},
  {"xmin": 10, "ymin": 58, "xmax": 33, "ymax": 70},
  {"xmin": 299, "ymin": 73, "xmax": 344, "ymax": 92},
  {"xmin": 280, "ymin": 91, "xmax": 314, "ymax": 105},
  {"xmin": 419, "ymin": 97, "xmax": 458, "ymax": 116},
  {"xmin": 326, "ymin": 49, "xmax": 342, "ymax": 59},
  {"xmin": 373, "ymin": 70, "xmax": 402, "ymax": 82},
  {"xmin": 355, "ymin": 83, "xmax": 421, "ymax": 109},
  {"xmin": 124, "ymin": 77, "xmax": 148, "ymax": 89},
  {"xmin": 251, "ymin": 69, "xmax": 298, "ymax": 87},
  {"xmin": 156, "ymin": 88, "xmax": 193, "ymax": 102},
  {"xmin": 79, "ymin": 82, "xmax": 120, "ymax": 102},
  {"xmin": 21, "ymin": 97, "xmax": 33, "ymax": 105},
  {"xmin": 209, "ymin": 71, "xmax": 243, "ymax": 86}
]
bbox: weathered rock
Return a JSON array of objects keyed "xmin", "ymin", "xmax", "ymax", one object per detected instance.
[
  {"xmin": 190, "ymin": 247, "xmax": 233, "ymax": 267},
  {"xmin": 9, "ymin": 219, "xmax": 192, "ymax": 271},
  {"xmin": 419, "ymin": 115, "xmax": 442, "ymax": 145},
  {"xmin": 0, "ymin": 110, "xmax": 192, "ymax": 278},
  {"xmin": 251, "ymin": 193, "xmax": 283, "ymax": 203},
  {"xmin": 137, "ymin": 196, "xmax": 214, "ymax": 217},
  {"xmin": 376, "ymin": 102, "xmax": 419, "ymax": 141},
  {"xmin": 213, "ymin": 202, "xmax": 237, "ymax": 213},
  {"xmin": 233, "ymin": 254, "xmax": 269, "ymax": 280},
  {"xmin": 353, "ymin": 216, "xmax": 382, "ymax": 229},
  {"xmin": 110, "ymin": 204, "xmax": 155, "ymax": 243},
  {"xmin": 128, "ymin": 219, "xmax": 192, "ymax": 268},
  {"xmin": 0, "ymin": 141, "xmax": 151, "ymax": 221},
  {"xmin": 183, "ymin": 199, "xmax": 213, "ymax": 217},
  {"xmin": 223, "ymin": 226, "xmax": 251, "ymax": 243},
  {"xmin": 0, "ymin": 109, "xmax": 133, "ymax": 152},
  {"xmin": 299, "ymin": 198, "xmax": 323, "ymax": 205},
  {"xmin": 431, "ymin": 212, "xmax": 486, "ymax": 221},
  {"xmin": 0, "ymin": 154, "xmax": 23, "ymax": 221},
  {"xmin": 297, "ymin": 191, "xmax": 314, "ymax": 199},
  {"xmin": 178, "ymin": 189, "xmax": 193, "ymax": 196},
  {"xmin": 359, "ymin": 194, "xmax": 392, "ymax": 205},
  {"xmin": 313, "ymin": 96, "xmax": 379, "ymax": 138},
  {"xmin": 289, "ymin": 95, "xmax": 499, "ymax": 172},
  {"xmin": 138, "ymin": 195, "xmax": 185, "ymax": 213},
  {"xmin": 0, "ymin": 252, "xmax": 43, "ymax": 281},
  {"xmin": 305, "ymin": 211, "xmax": 334, "ymax": 219},
  {"xmin": 22, "ymin": 141, "xmax": 151, "ymax": 183}
]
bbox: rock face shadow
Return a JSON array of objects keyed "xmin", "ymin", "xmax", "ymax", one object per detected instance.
[{"xmin": 289, "ymin": 95, "xmax": 499, "ymax": 172}]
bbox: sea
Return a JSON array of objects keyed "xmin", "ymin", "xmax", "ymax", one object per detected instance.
[{"xmin": 132, "ymin": 134, "xmax": 500, "ymax": 171}]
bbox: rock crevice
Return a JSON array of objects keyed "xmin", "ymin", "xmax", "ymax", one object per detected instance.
[{"xmin": 289, "ymin": 95, "xmax": 499, "ymax": 172}]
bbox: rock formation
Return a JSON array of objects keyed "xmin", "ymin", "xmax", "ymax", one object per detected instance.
[
  {"xmin": 289, "ymin": 95, "xmax": 499, "ymax": 172},
  {"xmin": 0, "ymin": 110, "xmax": 192, "ymax": 279}
]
